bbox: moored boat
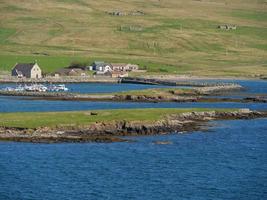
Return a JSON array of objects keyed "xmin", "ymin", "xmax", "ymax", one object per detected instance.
[{"xmin": 49, "ymin": 84, "xmax": 69, "ymax": 92}]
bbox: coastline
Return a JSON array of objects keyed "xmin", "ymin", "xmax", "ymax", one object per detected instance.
[
  {"xmin": 0, "ymin": 74, "xmax": 266, "ymax": 84},
  {"xmin": 1, "ymin": 86, "xmax": 266, "ymax": 103},
  {"xmin": 0, "ymin": 84, "xmax": 251, "ymax": 103},
  {"xmin": 1, "ymin": 109, "xmax": 266, "ymax": 143},
  {"xmin": 0, "ymin": 77, "xmax": 119, "ymax": 83},
  {"xmin": 141, "ymin": 75, "xmax": 267, "ymax": 81}
]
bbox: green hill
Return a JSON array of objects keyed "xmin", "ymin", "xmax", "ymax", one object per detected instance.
[{"xmin": 0, "ymin": 0, "xmax": 266, "ymax": 77}]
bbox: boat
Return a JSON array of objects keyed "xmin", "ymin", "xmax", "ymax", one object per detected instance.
[
  {"xmin": 14, "ymin": 85, "xmax": 26, "ymax": 92},
  {"xmin": 2, "ymin": 83, "xmax": 68, "ymax": 92},
  {"xmin": 49, "ymin": 84, "xmax": 68, "ymax": 92},
  {"xmin": 24, "ymin": 84, "xmax": 47, "ymax": 92},
  {"xmin": 2, "ymin": 87, "xmax": 15, "ymax": 92}
]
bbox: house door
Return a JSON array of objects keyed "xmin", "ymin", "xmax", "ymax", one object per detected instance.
[{"xmin": 36, "ymin": 74, "xmax": 39, "ymax": 78}]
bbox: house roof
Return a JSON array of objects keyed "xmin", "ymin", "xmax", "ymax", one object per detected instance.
[
  {"xmin": 13, "ymin": 63, "xmax": 36, "ymax": 74},
  {"xmin": 55, "ymin": 68, "xmax": 84, "ymax": 75}
]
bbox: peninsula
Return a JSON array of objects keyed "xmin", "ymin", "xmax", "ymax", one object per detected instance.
[{"xmin": 0, "ymin": 108, "xmax": 266, "ymax": 143}]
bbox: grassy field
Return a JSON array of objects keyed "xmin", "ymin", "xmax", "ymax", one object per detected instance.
[
  {"xmin": 0, "ymin": 0, "xmax": 266, "ymax": 77},
  {"xmin": 113, "ymin": 88, "xmax": 195, "ymax": 96},
  {"xmin": 0, "ymin": 108, "xmax": 233, "ymax": 129}
]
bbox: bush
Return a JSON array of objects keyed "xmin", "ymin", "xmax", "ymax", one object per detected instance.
[{"xmin": 68, "ymin": 61, "xmax": 89, "ymax": 69}]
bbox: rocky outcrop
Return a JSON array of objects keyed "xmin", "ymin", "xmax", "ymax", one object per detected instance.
[
  {"xmin": 121, "ymin": 77, "xmax": 243, "ymax": 90},
  {"xmin": 0, "ymin": 109, "xmax": 266, "ymax": 143},
  {"xmin": 113, "ymin": 94, "xmax": 198, "ymax": 102},
  {"xmin": 195, "ymin": 85, "xmax": 243, "ymax": 95},
  {"xmin": 243, "ymin": 97, "xmax": 267, "ymax": 103}
]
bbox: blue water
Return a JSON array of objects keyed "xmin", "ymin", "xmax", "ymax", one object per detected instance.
[
  {"xmin": 0, "ymin": 118, "xmax": 266, "ymax": 200},
  {"xmin": 1, "ymin": 80, "xmax": 265, "ymax": 94},
  {"xmin": 0, "ymin": 80, "xmax": 266, "ymax": 112},
  {"xmin": 1, "ymin": 96, "xmax": 267, "ymax": 112},
  {"xmin": 0, "ymin": 80, "xmax": 267, "ymax": 199},
  {"xmin": 196, "ymin": 79, "xmax": 267, "ymax": 95}
]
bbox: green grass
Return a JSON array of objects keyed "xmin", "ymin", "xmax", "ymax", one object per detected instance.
[
  {"xmin": 0, "ymin": 55, "xmax": 88, "ymax": 73},
  {"xmin": 250, "ymin": 44, "xmax": 267, "ymax": 51},
  {"xmin": 113, "ymin": 88, "xmax": 195, "ymax": 96},
  {"xmin": 0, "ymin": 0, "xmax": 266, "ymax": 77},
  {"xmin": 0, "ymin": 108, "xmax": 234, "ymax": 129},
  {"xmin": 0, "ymin": 54, "xmax": 178, "ymax": 73},
  {"xmin": 0, "ymin": 28, "xmax": 16, "ymax": 44},
  {"xmin": 232, "ymin": 10, "xmax": 267, "ymax": 22}
]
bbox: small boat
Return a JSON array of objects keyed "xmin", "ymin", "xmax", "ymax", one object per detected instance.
[
  {"xmin": 24, "ymin": 84, "xmax": 47, "ymax": 92},
  {"xmin": 3, "ymin": 87, "xmax": 15, "ymax": 92},
  {"xmin": 14, "ymin": 86, "xmax": 25, "ymax": 92},
  {"xmin": 2, "ymin": 83, "xmax": 68, "ymax": 92},
  {"xmin": 49, "ymin": 84, "xmax": 68, "ymax": 92}
]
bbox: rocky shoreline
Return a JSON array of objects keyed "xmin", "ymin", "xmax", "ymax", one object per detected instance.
[
  {"xmin": 1, "ymin": 110, "xmax": 266, "ymax": 143},
  {"xmin": 0, "ymin": 76, "xmax": 119, "ymax": 83},
  {"xmin": 0, "ymin": 83, "xmax": 252, "ymax": 103},
  {"xmin": 1, "ymin": 91, "xmax": 266, "ymax": 104}
]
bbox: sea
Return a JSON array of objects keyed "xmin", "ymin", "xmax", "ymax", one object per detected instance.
[{"xmin": 0, "ymin": 79, "xmax": 266, "ymax": 200}]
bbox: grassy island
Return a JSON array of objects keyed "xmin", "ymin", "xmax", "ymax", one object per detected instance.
[
  {"xmin": 1, "ymin": 108, "xmax": 266, "ymax": 143},
  {"xmin": 0, "ymin": 108, "xmax": 221, "ymax": 129}
]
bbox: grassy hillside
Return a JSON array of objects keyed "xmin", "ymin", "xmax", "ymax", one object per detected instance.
[{"xmin": 0, "ymin": 0, "xmax": 266, "ymax": 77}]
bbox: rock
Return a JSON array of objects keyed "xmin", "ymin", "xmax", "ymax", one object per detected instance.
[
  {"xmin": 153, "ymin": 141, "xmax": 173, "ymax": 145},
  {"xmin": 238, "ymin": 108, "xmax": 251, "ymax": 113}
]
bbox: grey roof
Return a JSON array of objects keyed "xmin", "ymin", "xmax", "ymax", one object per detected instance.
[
  {"xmin": 13, "ymin": 63, "xmax": 36, "ymax": 74},
  {"xmin": 55, "ymin": 68, "xmax": 84, "ymax": 75}
]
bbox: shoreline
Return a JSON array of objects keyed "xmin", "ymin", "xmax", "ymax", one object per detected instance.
[
  {"xmin": 141, "ymin": 75, "xmax": 267, "ymax": 81},
  {"xmin": 0, "ymin": 110, "xmax": 266, "ymax": 143},
  {"xmin": 1, "ymin": 85, "xmax": 266, "ymax": 103},
  {"xmin": 0, "ymin": 75, "xmax": 266, "ymax": 84},
  {"xmin": 0, "ymin": 77, "xmax": 119, "ymax": 83}
]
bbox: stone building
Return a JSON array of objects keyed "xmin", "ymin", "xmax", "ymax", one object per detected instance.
[{"xmin": 11, "ymin": 62, "xmax": 42, "ymax": 79}]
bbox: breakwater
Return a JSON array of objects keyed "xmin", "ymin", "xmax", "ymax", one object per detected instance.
[{"xmin": 121, "ymin": 77, "xmax": 242, "ymax": 88}]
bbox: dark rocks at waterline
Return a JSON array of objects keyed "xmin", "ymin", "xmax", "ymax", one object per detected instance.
[
  {"xmin": 0, "ymin": 90, "xmax": 199, "ymax": 102},
  {"xmin": 0, "ymin": 136, "xmax": 129, "ymax": 143},
  {"xmin": 152, "ymin": 141, "xmax": 173, "ymax": 145},
  {"xmin": 114, "ymin": 94, "xmax": 198, "ymax": 102},
  {"xmin": 2, "ymin": 90, "xmax": 267, "ymax": 104},
  {"xmin": 195, "ymin": 85, "xmax": 243, "ymax": 95},
  {"xmin": 121, "ymin": 77, "xmax": 243, "ymax": 88},
  {"xmin": 243, "ymin": 97, "xmax": 267, "ymax": 103},
  {"xmin": 1, "ymin": 110, "xmax": 266, "ymax": 143}
]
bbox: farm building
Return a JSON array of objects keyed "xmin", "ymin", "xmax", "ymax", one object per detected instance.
[
  {"xmin": 95, "ymin": 70, "xmax": 112, "ymax": 77},
  {"xmin": 112, "ymin": 63, "xmax": 128, "ymax": 71},
  {"xmin": 95, "ymin": 70, "xmax": 128, "ymax": 78},
  {"xmin": 11, "ymin": 62, "xmax": 42, "ymax": 79},
  {"xmin": 92, "ymin": 61, "xmax": 112, "ymax": 72},
  {"xmin": 125, "ymin": 64, "xmax": 139, "ymax": 71},
  {"xmin": 112, "ymin": 63, "xmax": 139, "ymax": 71},
  {"xmin": 111, "ymin": 71, "xmax": 128, "ymax": 78}
]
